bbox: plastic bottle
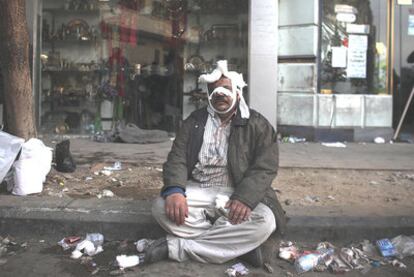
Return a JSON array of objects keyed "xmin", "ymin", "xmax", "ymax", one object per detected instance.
[
  {"xmin": 85, "ymin": 233, "xmax": 104, "ymax": 247},
  {"xmin": 294, "ymin": 253, "xmax": 319, "ymax": 273},
  {"xmin": 116, "ymin": 254, "xmax": 145, "ymax": 269},
  {"xmin": 294, "ymin": 248, "xmax": 334, "ymax": 274},
  {"xmin": 135, "ymin": 239, "xmax": 154, "ymax": 252}
]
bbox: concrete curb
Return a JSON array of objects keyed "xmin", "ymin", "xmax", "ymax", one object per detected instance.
[
  {"xmin": 1, "ymin": 196, "xmax": 413, "ymax": 242},
  {"xmin": 288, "ymin": 216, "xmax": 414, "ymax": 241}
]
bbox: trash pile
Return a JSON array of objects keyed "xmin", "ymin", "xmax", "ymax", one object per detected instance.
[
  {"xmin": 58, "ymin": 233, "xmax": 106, "ymax": 275},
  {"xmin": 42, "ymin": 159, "xmax": 150, "ymax": 200},
  {"xmin": 0, "ymin": 236, "xmax": 29, "ymax": 266},
  {"xmin": 57, "ymin": 233, "xmax": 155, "ymax": 275},
  {"xmin": 281, "ymin": 136, "xmax": 307, "ymax": 144},
  {"xmin": 278, "ymin": 235, "xmax": 414, "ymax": 275},
  {"xmin": 0, "ymin": 236, "xmax": 14, "ymax": 266},
  {"xmin": 225, "ymin": 262, "xmax": 249, "ymax": 276},
  {"xmin": 58, "ymin": 233, "xmax": 104, "ymax": 260},
  {"xmin": 93, "ymin": 161, "xmax": 122, "ymax": 177},
  {"xmin": 321, "ymin": 142, "xmax": 347, "ymax": 148}
]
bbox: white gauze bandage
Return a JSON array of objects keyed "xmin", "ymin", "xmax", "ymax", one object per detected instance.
[
  {"xmin": 207, "ymin": 87, "xmax": 237, "ymax": 115},
  {"xmin": 198, "ymin": 60, "xmax": 249, "ymax": 118}
]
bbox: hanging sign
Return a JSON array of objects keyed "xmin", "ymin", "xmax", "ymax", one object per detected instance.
[
  {"xmin": 397, "ymin": 0, "xmax": 412, "ymax": 5},
  {"xmin": 347, "ymin": 35, "xmax": 368, "ymax": 78},
  {"xmin": 332, "ymin": 47, "xmax": 347, "ymax": 68},
  {"xmin": 348, "ymin": 34, "xmax": 368, "ymax": 50},
  {"xmin": 346, "ymin": 24, "xmax": 370, "ymax": 34},
  {"xmin": 409, "ymin": 15, "xmax": 414, "ymax": 36},
  {"xmin": 336, "ymin": 13, "xmax": 356, "ymax": 23},
  {"xmin": 335, "ymin": 5, "xmax": 358, "ymax": 14}
]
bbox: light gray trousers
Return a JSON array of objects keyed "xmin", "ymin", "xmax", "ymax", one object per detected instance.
[{"xmin": 152, "ymin": 184, "xmax": 276, "ymax": 264}]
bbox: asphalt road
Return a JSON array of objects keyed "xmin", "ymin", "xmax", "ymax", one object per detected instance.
[{"xmin": 1, "ymin": 237, "xmax": 413, "ymax": 277}]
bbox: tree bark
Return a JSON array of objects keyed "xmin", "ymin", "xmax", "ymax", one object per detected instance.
[{"xmin": 0, "ymin": 0, "xmax": 36, "ymax": 139}]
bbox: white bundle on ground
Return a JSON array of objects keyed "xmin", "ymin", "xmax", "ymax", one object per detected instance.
[
  {"xmin": 12, "ymin": 138, "xmax": 52, "ymax": 196},
  {"xmin": 0, "ymin": 131, "xmax": 24, "ymax": 183}
]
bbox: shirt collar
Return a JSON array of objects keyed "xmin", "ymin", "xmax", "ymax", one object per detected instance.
[
  {"xmin": 207, "ymin": 105, "xmax": 237, "ymax": 126},
  {"xmin": 207, "ymin": 105, "xmax": 215, "ymax": 117}
]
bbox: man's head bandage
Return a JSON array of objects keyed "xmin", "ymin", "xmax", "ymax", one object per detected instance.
[{"xmin": 198, "ymin": 60, "xmax": 249, "ymax": 118}]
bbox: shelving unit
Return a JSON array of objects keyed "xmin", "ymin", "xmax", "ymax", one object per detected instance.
[
  {"xmin": 40, "ymin": 1, "xmax": 104, "ymax": 133},
  {"xmin": 182, "ymin": 6, "xmax": 248, "ymax": 118}
]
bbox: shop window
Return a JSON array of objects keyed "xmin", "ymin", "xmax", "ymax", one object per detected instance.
[
  {"xmin": 0, "ymin": 69, "xmax": 3, "ymax": 127},
  {"xmin": 320, "ymin": 0, "xmax": 388, "ymax": 95},
  {"xmin": 38, "ymin": 0, "xmax": 248, "ymax": 134}
]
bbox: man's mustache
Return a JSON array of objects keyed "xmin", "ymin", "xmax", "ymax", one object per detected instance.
[{"xmin": 213, "ymin": 95, "xmax": 227, "ymax": 102}]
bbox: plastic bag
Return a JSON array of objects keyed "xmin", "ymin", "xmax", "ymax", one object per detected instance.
[
  {"xmin": 391, "ymin": 235, "xmax": 414, "ymax": 259},
  {"xmin": 4, "ymin": 169, "xmax": 15, "ymax": 192},
  {"xmin": 55, "ymin": 140, "xmax": 76, "ymax": 173},
  {"xmin": 12, "ymin": 138, "xmax": 52, "ymax": 195},
  {"xmin": 85, "ymin": 233, "xmax": 104, "ymax": 247},
  {"xmin": 0, "ymin": 131, "xmax": 24, "ymax": 183}
]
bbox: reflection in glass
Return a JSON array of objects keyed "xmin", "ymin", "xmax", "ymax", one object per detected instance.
[
  {"xmin": 320, "ymin": 0, "xmax": 388, "ymax": 95},
  {"xmin": 39, "ymin": 0, "xmax": 248, "ymax": 134}
]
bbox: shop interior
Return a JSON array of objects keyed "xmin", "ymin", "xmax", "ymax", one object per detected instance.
[
  {"xmin": 320, "ymin": 0, "xmax": 388, "ymax": 95},
  {"xmin": 393, "ymin": 3, "xmax": 414, "ymax": 142},
  {"xmin": 38, "ymin": 0, "xmax": 248, "ymax": 135}
]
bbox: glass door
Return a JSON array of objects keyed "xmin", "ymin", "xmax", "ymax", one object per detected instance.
[
  {"xmin": 393, "ymin": 1, "xmax": 414, "ymax": 141},
  {"xmin": 320, "ymin": 0, "xmax": 389, "ymax": 95}
]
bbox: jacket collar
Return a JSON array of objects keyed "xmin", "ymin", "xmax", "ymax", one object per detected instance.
[{"xmin": 231, "ymin": 105, "xmax": 248, "ymax": 126}]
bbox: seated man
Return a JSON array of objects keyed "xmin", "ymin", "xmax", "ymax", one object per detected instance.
[{"xmin": 145, "ymin": 60, "xmax": 286, "ymax": 267}]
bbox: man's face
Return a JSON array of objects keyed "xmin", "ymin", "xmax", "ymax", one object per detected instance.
[{"xmin": 207, "ymin": 77, "xmax": 234, "ymax": 113}]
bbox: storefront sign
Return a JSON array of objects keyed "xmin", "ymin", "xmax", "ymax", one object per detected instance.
[
  {"xmin": 397, "ymin": 0, "xmax": 412, "ymax": 5},
  {"xmin": 348, "ymin": 34, "xmax": 368, "ymax": 49},
  {"xmin": 409, "ymin": 15, "xmax": 414, "ymax": 36},
  {"xmin": 336, "ymin": 13, "xmax": 356, "ymax": 23},
  {"xmin": 347, "ymin": 35, "xmax": 367, "ymax": 78},
  {"xmin": 332, "ymin": 47, "xmax": 347, "ymax": 68},
  {"xmin": 346, "ymin": 24, "xmax": 370, "ymax": 34},
  {"xmin": 335, "ymin": 5, "xmax": 358, "ymax": 15}
]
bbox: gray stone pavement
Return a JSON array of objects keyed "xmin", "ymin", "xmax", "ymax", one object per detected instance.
[
  {"xmin": 65, "ymin": 138, "xmax": 414, "ymax": 170},
  {"xmin": 1, "ymin": 239, "xmax": 413, "ymax": 277},
  {"xmin": 1, "ymin": 138, "xmax": 414, "ymax": 276},
  {"xmin": 280, "ymin": 142, "xmax": 414, "ymax": 170}
]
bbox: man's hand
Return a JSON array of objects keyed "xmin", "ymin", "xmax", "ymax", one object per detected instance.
[
  {"xmin": 165, "ymin": 193, "xmax": 188, "ymax": 226},
  {"xmin": 225, "ymin": 199, "xmax": 251, "ymax": 225}
]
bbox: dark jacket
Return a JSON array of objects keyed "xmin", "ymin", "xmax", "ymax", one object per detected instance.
[{"xmin": 162, "ymin": 107, "xmax": 287, "ymax": 235}]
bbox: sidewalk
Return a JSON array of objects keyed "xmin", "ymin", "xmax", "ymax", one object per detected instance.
[
  {"xmin": 1, "ymin": 139, "xmax": 414, "ymax": 242},
  {"xmin": 67, "ymin": 138, "xmax": 414, "ymax": 170},
  {"xmin": 280, "ymin": 142, "xmax": 414, "ymax": 170}
]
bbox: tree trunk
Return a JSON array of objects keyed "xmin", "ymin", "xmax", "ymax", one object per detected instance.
[{"xmin": 0, "ymin": 0, "xmax": 36, "ymax": 139}]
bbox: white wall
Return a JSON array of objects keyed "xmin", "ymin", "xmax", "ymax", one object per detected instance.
[{"xmin": 249, "ymin": 0, "xmax": 278, "ymax": 128}]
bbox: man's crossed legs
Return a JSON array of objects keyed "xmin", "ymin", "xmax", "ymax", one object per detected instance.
[{"xmin": 151, "ymin": 184, "xmax": 276, "ymax": 264}]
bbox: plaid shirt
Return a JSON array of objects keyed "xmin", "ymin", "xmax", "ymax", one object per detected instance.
[{"xmin": 191, "ymin": 106, "xmax": 234, "ymax": 188}]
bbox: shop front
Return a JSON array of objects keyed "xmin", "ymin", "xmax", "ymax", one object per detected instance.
[
  {"xmin": 393, "ymin": 1, "xmax": 414, "ymax": 141},
  {"xmin": 278, "ymin": 0, "xmax": 414, "ymax": 142},
  {"xmin": 26, "ymin": 0, "xmax": 278, "ymax": 136}
]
